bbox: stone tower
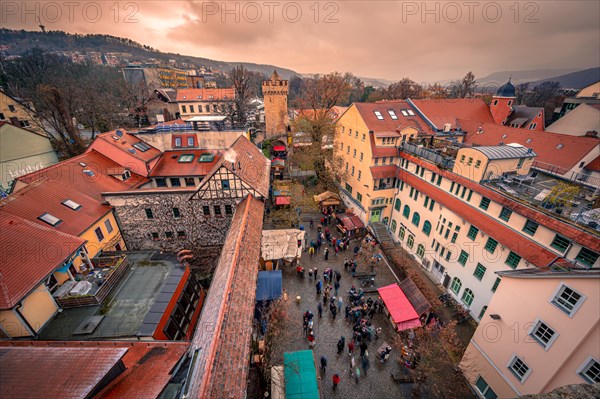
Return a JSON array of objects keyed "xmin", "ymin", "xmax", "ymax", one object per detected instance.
[{"xmin": 262, "ymin": 70, "xmax": 289, "ymax": 138}]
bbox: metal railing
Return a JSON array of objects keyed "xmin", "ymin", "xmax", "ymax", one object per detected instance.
[{"xmin": 399, "ymin": 142, "xmax": 455, "ymax": 169}]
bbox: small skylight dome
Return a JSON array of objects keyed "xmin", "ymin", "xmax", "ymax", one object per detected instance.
[
  {"xmin": 507, "ymin": 143, "xmax": 524, "ymax": 147},
  {"xmin": 556, "ymin": 144, "xmax": 564, "ymax": 149},
  {"xmin": 501, "ymin": 134, "xmax": 508, "ymax": 139},
  {"xmin": 79, "ymin": 162, "xmax": 87, "ymax": 167},
  {"xmin": 526, "ymin": 138, "xmax": 532, "ymax": 143}
]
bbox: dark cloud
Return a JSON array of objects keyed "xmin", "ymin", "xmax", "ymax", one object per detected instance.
[{"xmin": 2, "ymin": 1, "xmax": 598, "ymax": 81}]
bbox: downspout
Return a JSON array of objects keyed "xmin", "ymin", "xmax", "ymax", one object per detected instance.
[
  {"xmin": 388, "ymin": 140, "xmax": 402, "ymax": 231},
  {"xmin": 14, "ymin": 303, "xmax": 37, "ymax": 338}
]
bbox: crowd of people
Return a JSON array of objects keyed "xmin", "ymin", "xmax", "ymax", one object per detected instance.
[{"xmin": 297, "ymin": 217, "xmax": 390, "ymax": 391}]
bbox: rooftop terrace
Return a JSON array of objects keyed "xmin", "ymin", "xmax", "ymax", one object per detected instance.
[{"xmin": 38, "ymin": 252, "xmax": 184, "ymax": 340}]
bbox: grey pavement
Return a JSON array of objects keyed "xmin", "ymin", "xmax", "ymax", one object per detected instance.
[{"xmin": 275, "ymin": 226, "xmax": 413, "ymax": 399}]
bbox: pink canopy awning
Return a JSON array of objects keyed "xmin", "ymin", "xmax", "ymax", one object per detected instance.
[
  {"xmin": 273, "ymin": 145, "xmax": 286, "ymax": 151},
  {"xmin": 378, "ymin": 284, "xmax": 421, "ymax": 331}
]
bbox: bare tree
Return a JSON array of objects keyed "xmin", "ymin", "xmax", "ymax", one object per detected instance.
[{"xmin": 449, "ymin": 72, "xmax": 477, "ymax": 98}]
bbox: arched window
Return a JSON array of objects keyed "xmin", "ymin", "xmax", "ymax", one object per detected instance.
[
  {"xmin": 416, "ymin": 244, "xmax": 425, "ymax": 258},
  {"xmin": 403, "ymin": 205, "xmax": 410, "ymax": 218},
  {"xmin": 412, "ymin": 212, "xmax": 420, "ymax": 227},
  {"xmin": 394, "ymin": 198, "xmax": 401, "ymax": 211},
  {"xmin": 478, "ymin": 306, "xmax": 488, "ymax": 320},
  {"xmin": 462, "ymin": 288, "xmax": 474, "ymax": 307},
  {"xmin": 422, "ymin": 220, "xmax": 432, "ymax": 236},
  {"xmin": 451, "ymin": 277, "xmax": 462, "ymax": 294},
  {"xmin": 391, "ymin": 220, "xmax": 397, "ymax": 233},
  {"xmin": 399, "ymin": 226, "xmax": 405, "ymax": 241},
  {"xmin": 407, "ymin": 235, "xmax": 415, "ymax": 249}
]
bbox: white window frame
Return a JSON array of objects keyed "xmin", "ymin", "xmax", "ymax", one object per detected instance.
[
  {"xmin": 507, "ymin": 354, "xmax": 532, "ymax": 383},
  {"xmin": 549, "ymin": 283, "xmax": 586, "ymax": 317},
  {"xmin": 475, "ymin": 375, "xmax": 497, "ymax": 399},
  {"xmin": 528, "ymin": 318, "xmax": 559, "ymax": 350},
  {"xmin": 576, "ymin": 355, "xmax": 600, "ymax": 384}
]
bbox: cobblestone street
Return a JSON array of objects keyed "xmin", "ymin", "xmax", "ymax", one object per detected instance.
[{"xmin": 273, "ymin": 225, "xmax": 414, "ymax": 399}]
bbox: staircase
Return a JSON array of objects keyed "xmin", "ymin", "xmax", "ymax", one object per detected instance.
[{"xmin": 369, "ymin": 222, "xmax": 396, "ymax": 250}]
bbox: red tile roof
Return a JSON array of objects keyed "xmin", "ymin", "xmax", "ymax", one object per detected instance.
[
  {"xmin": 188, "ymin": 195, "xmax": 264, "ymax": 399},
  {"xmin": 400, "ymin": 153, "xmax": 600, "ymax": 255},
  {"xmin": 176, "ymin": 88, "xmax": 235, "ymax": 102},
  {"xmin": 370, "ymin": 165, "xmax": 398, "ymax": 179},
  {"xmin": 410, "ymin": 99, "xmax": 495, "ymax": 131},
  {"xmin": 15, "ymin": 150, "xmax": 148, "ymax": 202},
  {"xmin": 94, "ymin": 342, "xmax": 189, "ymax": 399},
  {"xmin": 0, "ymin": 341, "xmax": 188, "ymax": 399},
  {"xmin": 195, "ymin": 135, "xmax": 271, "ymax": 198},
  {"xmin": 0, "ymin": 211, "xmax": 85, "ymax": 309},
  {"xmin": 87, "ymin": 130, "xmax": 161, "ymax": 176},
  {"xmin": 353, "ymin": 101, "xmax": 422, "ymax": 133},
  {"xmin": 0, "ymin": 345, "xmax": 127, "ymax": 399},
  {"xmin": 584, "ymin": 155, "xmax": 600, "ymax": 172},
  {"xmin": 150, "ymin": 149, "xmax": 222, "ymax": 177},
  {"xmin": 460, "ymin": 119, "xmax": 599, "ymax": 171},
  {"xmin": 372, "ymin": 147, "xmax": 399, "ymax": 157},
  {"xmin": 0, "ymin": 179, "xmax": 112, "ymax": 237}
]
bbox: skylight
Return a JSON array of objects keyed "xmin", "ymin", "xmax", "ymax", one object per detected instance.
[
  {"xmin": 199, "ymin": 153, "xmax": 215, "ymax": 162},
  {"xmin": 526, "ymin": 138, "xmax": 532, "ymax": 143},
  {"xmin": 502, "ymin": 134, "xmax": 508, "ymax": 138},
  {"xmin": 83, "ymin": 169, "xmax": 95, "ymax": 177},
  {"xmin": 374, "ymin": 111, "xmax": 384, "ymax": 120},
  {"xmin": 133, "ymin": 142, "xmax": 151, "ymax": 152},
  {"xmin": 62, "ymin": 199, "xmax": 81, "ymax": 210},
  {"xmin": 179, "ymin": 154, "xmax": 195, "ymax": 163},
  {"xmin": 401, "ymin": 110, "xmax": 409, "ymax": 116},
  {"xmin": 556, "ymin": 144, "xmax": 564, "ymax": 149},
  {"xmin": 407, "ymin": 110, "xmax": 415, "ymax": 116},
  {"xmin": 388, "ymin": 110, "xmax": 398, "ymax": 120},
  {"xmin": 38, "ymin": 213, "xmax": 61, "ymax": 226}
]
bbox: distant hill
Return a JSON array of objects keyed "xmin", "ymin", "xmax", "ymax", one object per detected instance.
[
  {"xmin": 528, "ymin": 67, "xmax": 600, "ymax": 89},
  {"xmin": 0, "ymin": 29, "xmax": 299, "ymax": 79},
  {"xmin": 476, "ymin": 67, "xmax": 599, "ymax": 90},
  {"xmin": 476, "ymin": 68, "xmax": 581, "ymax": 86}
]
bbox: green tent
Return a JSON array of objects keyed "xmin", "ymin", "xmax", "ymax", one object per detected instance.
[{"xmin": 283, "ymin": 350, "xmax": 320, "ymax": 399}]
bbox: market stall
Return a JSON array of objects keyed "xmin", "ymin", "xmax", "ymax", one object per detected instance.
[
  {"xmin": 313, "ymin": 191, "xmax": 341, "ymax": 212},
  {"xmin": 260, "ymin": 229, "xmax": 305, "ymax": 269},
  {"xmin": 283, "ymin": 350, "xmax": 320, "ymax": 399},
  {"xmin": 255, "ymin": 270, "xmax": 283, "ymax": 319},
  {"xmin": 335, "ymin": 212, "xmax": 366, "ymax": 238},
  {"xmin": 377, "ymin": 283, "xmax": 422, "ymax": 332}
]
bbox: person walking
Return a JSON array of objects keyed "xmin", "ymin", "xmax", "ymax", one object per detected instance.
[
  {"xmin": 332, "ymin": 373, "xmax": 340, "ymax": 390},
  {"xmin": 361, "ymin": 356, "xmax": 370, "ymax": 376},
  {"xmin": 320, "ymin": 356, "xmax": 328, "ymax": 376},
  {"xmin": 310, "ymin": 219, "xmax": 314, "ymax": 229},
  {"xmin": 308, "ymin": 331, "xmax": 315, "ymax": 348},
  {"xmin": 317, "ymin": 302, "xmax": 323, "ymax": 318},
  {"xmin": 360, "ymin": 341, "xmax": 368, "ymax": 358},
  {"xmin": 334, "ymin": 281, "xmax": 340, "ymax": 296},
  {"xmin": 337, "ymin": 336, "xmax": 345, "ymax": 354},
  {"xmin": 316, "ymin": 280, "xmax": 322, "ymax": 295},
  {"xmin": 348, "ymin": 340, "xmax": 355, "ymax": 355},
  {"xmin": 354, "ymin": 367, "xmax": 361, "ymax": 384},
  {"xmin": 337, "ymin": 296, "xmax": 343, "ymax": 312},
  {"xmin": 324, "ymin": 248, "xmax": 329, "ymax": 261},
  {"xmin": 309, "ymin": 246, "xmax": 314, "ymax": 258},
  {"xmin": 308, "ymin": 268, "xmax": 313, "ymax": 280},
  {"xmin": 335, "ymin": 270, "xmax": 341, "ymax": 283}
]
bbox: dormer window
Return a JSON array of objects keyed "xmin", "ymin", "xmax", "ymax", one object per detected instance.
[{"xmin": 507, "ymin": 100, "xmax": 513, "ymax": 106}]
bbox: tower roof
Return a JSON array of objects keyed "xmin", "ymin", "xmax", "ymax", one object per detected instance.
[
  {"xmin": 270, "ymin": 70, "xmax": 280, "ymax": 81},
  {"xmin": 495, "ymin": 79, "xmax": 516, "ymax": 97}
]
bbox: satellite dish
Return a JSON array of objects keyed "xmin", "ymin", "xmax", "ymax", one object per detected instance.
[{"xmin": 116, "ymin": 129, "xmax": 124, "ymax": 137}]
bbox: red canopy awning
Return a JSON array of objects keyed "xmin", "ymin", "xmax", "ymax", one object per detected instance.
[
  {"xmin": 273, "ymin": 145, "xmax": 286, "ymax": 151},
  {"xmin": 339, "ymin": 216, "xmax": 356, "ymax": 231},
  {"xmin": 378, "ymin": 284, "xmax": 421, "ymax": 331},
  {"xmin": 275, "ymin": 196, "xmax": 290, "ymax": 205},
  {"xmin": 348, "ymin": 214, "xmax": 365, "ymax": 229}
]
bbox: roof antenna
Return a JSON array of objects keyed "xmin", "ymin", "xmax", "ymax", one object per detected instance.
[{"xmin": 237, "ymin": 161, "xmax": 242, "ymax": 170}]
